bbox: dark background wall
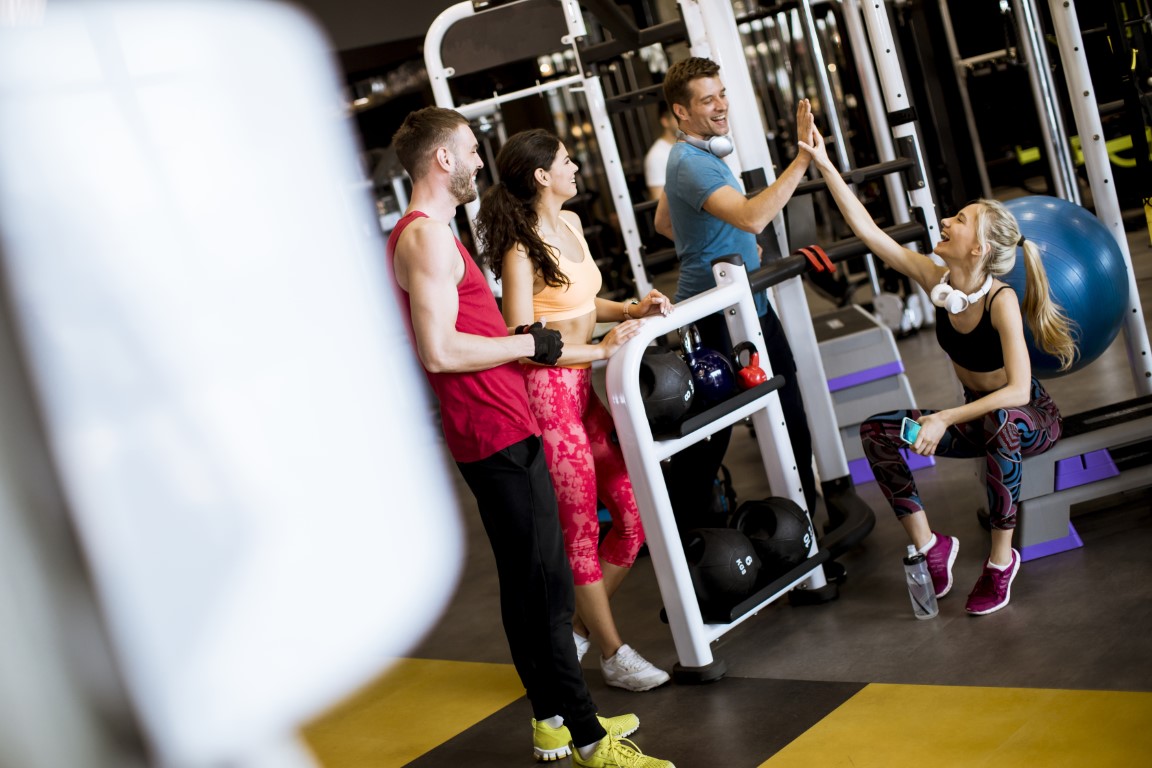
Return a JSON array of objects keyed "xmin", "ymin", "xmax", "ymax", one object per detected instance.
[
  {"xmin": 293, "ymin": 0, "xmax": 580, "ymax": 152},
  {"xmin": 290, "ymin": 0, "xmax": 461, "ymax": 52},
  {"xmin": 286, "ymin": 1, "xmax": 465, "ymax": 150}
]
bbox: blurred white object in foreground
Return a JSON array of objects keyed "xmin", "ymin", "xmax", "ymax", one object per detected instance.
[{"xmin": 0, "ymin": 1, "xmax": 463, "ymax": 765}]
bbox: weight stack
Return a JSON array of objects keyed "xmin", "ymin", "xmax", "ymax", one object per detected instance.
[{"xmin": 814, "ymin": 305, "xmax": 933, "ymax": 483}]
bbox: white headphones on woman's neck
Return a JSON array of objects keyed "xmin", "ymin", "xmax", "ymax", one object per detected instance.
[
  {"xmin": 677, "ymin": 130, "xmax": 734, "ymax": 158},
  {"xmin": 930, "ymin": 271, "xmax": 993, "ymax": 314}
]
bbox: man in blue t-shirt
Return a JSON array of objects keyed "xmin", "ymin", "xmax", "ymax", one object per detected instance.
[{"xmin": 655, "ymin": 56, "xmax": 818, "ymax": 517}]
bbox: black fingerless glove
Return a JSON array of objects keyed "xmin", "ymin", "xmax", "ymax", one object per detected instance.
[{"xmin": 515, "ymin": 322, "xmax": 564, "ymax": 365}]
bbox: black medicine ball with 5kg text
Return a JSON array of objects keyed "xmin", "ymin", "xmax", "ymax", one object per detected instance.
[
  {"xmin": 685, "ymin": 527, "xmax": 761, "ymax": 618},
  {"xmin": 731, "ymin": 497, "xmax": 812, "ymax": 581}
]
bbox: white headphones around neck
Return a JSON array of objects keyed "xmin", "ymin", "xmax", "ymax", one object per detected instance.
[
  {"xmin": 677, "ymin": 130, "xmax": 733, "ymax": 158},
  {"xmin": 930, "ymin": 271, "xmax": 993, "ymax": 314}
]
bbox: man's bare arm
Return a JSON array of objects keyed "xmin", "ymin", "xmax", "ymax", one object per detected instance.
[
  {"xmin": 701, "ymin": 153, "xmax": 810, "ymax": 234},
  {"xmin": 701, "ymin": 99, "xmax": 814, "ymax": 234},
  {"xmin": 394, "ymin": 219, "xmax": 534, "ymax": 373}
]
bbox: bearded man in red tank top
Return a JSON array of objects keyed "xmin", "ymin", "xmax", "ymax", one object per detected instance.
[{"xmin": 388, "ymin": 107, "xmax": 674, "ymax": 768}]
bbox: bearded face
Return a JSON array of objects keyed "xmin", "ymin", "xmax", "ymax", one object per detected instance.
[
  {"xmin": 448, "ymin": 158, "xmax": 478, "ymax": 204},
  {"xmin": 444, "ymin": 124, "xmax": 481, "ymax": 205}
]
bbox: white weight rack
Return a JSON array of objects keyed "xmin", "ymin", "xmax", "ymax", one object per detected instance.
[{"xmin": 605, "ymin": 256, "xmax": 832, "ymax": 681}]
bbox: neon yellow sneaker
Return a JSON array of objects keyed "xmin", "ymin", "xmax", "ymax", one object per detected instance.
[
  {"xmin": 572, "ymin": 734, "xmax": 675, "ymax": 767},
  {"xmin": 532, "ymin": 713, "xmax": 640, "ymax": 761}
]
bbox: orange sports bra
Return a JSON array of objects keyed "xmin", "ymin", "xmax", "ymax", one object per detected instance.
[{"xmin": 532, "ymin": 216, "xmax": 602, "ymax": 323}]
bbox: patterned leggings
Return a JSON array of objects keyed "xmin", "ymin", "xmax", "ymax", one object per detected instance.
[
  {"xmin": 860, "ymin": 378, "xmax": 1062, "ymax": 530},
  {"xmin": 524, "ymin": 366, "xmax": 645, "ymax": 585}
]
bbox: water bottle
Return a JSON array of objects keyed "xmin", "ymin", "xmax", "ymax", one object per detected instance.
[{"xmin": 903, "ymin": 544, "xmax": 939, "ymax": 620}]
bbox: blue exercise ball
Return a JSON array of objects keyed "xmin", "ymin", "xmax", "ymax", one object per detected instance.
[{"xmin": 1001, "ymin": 196, "xmax": 1129, "ymax": 377}]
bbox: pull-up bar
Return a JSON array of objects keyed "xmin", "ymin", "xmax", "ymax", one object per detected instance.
[
  {"xmin": 793, "ymin": 157, "xmax": 917, "ymax": 197},
  {"xmin": 747, "ymin": 222, "xmax": 928, "ymax": 293}
]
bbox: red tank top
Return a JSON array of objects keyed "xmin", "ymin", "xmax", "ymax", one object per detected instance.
[{"xmin": 387, "ymin": 211, "xmax": 537, "ymax": 462}]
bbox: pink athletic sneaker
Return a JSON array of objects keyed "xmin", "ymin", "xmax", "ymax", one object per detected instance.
[
  {"xmin": 924, "ymin": 532, "xmax": 959, "ymax": 598},
  {"xmin": 965, "ymin": 549, "xmax": 1021, "ymax": 615}
]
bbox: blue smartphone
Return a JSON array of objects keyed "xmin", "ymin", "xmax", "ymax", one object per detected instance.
[{"xmin": 900, "ymin": 417, "xmax": 921, "ymax": 445}]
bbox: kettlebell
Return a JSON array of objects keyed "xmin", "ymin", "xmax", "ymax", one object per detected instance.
[
  {"xmin": 732, "ymin": 340, "xmax": 768, "ymax": 390},
  {"xmin": 681, "ymin": 324, "xmax": 736, "ymax": 405}
]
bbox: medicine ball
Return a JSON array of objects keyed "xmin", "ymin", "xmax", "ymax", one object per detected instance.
[
  {"xmin": 731, "ymin": 497, "xmax": 812, "ymax": 581},
  {"xmin": 685, "ymin": 528, "xmax": 760, "ymax": 618},
  {"xmin": 639, "ymin": 345, "xmax": 695, "ymax": 436}
]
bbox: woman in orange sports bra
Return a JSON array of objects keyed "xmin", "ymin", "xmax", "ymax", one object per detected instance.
[{"xmin": 476, "ymin": 129, "xmax": 672, "ymax": 691}]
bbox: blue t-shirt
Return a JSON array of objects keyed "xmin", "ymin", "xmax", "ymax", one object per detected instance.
[{"xmin": 665, "ymin": 142, "xmax": 768, "ymax": 316}]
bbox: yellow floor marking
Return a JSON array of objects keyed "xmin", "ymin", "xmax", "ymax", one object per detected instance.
[
  {"xmin": 762, "ymin": 683, "xmax": 1152, "ymax": 768},
  {"xmin": 301, "ymin": 658, "xmax": 523, "ymax": 767}
]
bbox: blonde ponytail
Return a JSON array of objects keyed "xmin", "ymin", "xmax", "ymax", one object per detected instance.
[{"xmin": 1020, "ymin": 239, "xmax": 1078, "ymax": 370}]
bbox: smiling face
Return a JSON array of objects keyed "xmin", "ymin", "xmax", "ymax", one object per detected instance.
[
  {"xmin": 675, "ymin": 75, "xmax": 729, "ymax": 140},
  {"xmin": 540, "ymin": 142, "xmax": 579, "ymax": 201},
  {"xmin": 935, "ymin": 203, "xmax": 986, "ymax": 264},
  {"xmin": 447, "ymin": 123, "xmax": 483, "ymax": 205}
]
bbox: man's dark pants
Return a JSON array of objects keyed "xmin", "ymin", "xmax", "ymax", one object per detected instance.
[{"xmin": 457, "ymin": 434, "xmax": 606, "ymax": 748}]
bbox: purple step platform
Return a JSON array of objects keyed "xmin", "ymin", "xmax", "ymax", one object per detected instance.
[
  {"xmin": 1054, "ymin": 449, "xmax": 1119, "ymax": 491},
  {"xmin": 826, "ymin": 361, "xmax": 905, "ymax": 393},
  {"xmin": 1021, "ymin": 523, "xmax": 1084, "ymax": 561}
]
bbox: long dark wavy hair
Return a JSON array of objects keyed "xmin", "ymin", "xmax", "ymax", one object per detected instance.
[{"xmin": 474, "ymin": 129, "xmax": 570, "ymax": 288}]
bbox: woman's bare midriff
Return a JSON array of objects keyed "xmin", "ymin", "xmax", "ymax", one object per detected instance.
[{"xmin": 547, "ymin": 309, "xmax": 598, "ymax": 347}]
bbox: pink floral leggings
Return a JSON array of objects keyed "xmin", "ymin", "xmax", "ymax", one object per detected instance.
[{"xmin": 524, "ymin": 366, "xmax": 645, "ymax": 585}]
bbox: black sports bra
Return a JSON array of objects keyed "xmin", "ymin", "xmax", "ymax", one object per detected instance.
[{"xmin": 934, "ymin": 285, "xmax": 1012, "ymax": 372}]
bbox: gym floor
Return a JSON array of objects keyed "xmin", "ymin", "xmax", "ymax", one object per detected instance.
[{"xmin": 300, "ymin": 203, "xmax": 1152, "ymax": 767}]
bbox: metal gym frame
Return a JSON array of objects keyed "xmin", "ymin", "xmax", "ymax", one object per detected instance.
[
  {"xmin": 422, "ymin": 0, "xmax": 1150, "ymax": 676},
  {"xmin": 420, "ymin": 0, "xmax": 952, "ymax": 678},
  {"xmin": 425, "ymin": 0, "xmax": 656, "ymax": 297}
]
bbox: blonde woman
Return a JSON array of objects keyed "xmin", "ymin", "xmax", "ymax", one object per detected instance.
[{"xmin": 799, "ymin": 125, "xmax": 1076, "ymax": 616}]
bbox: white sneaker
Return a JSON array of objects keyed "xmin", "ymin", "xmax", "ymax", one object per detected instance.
[
  {"xmin": 600, "ymin": 644, "xmax": 670, "ymax": 691},
  {"xmin": 573, "ymin": 631, "xmax": 591, "ymax": 663}
]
